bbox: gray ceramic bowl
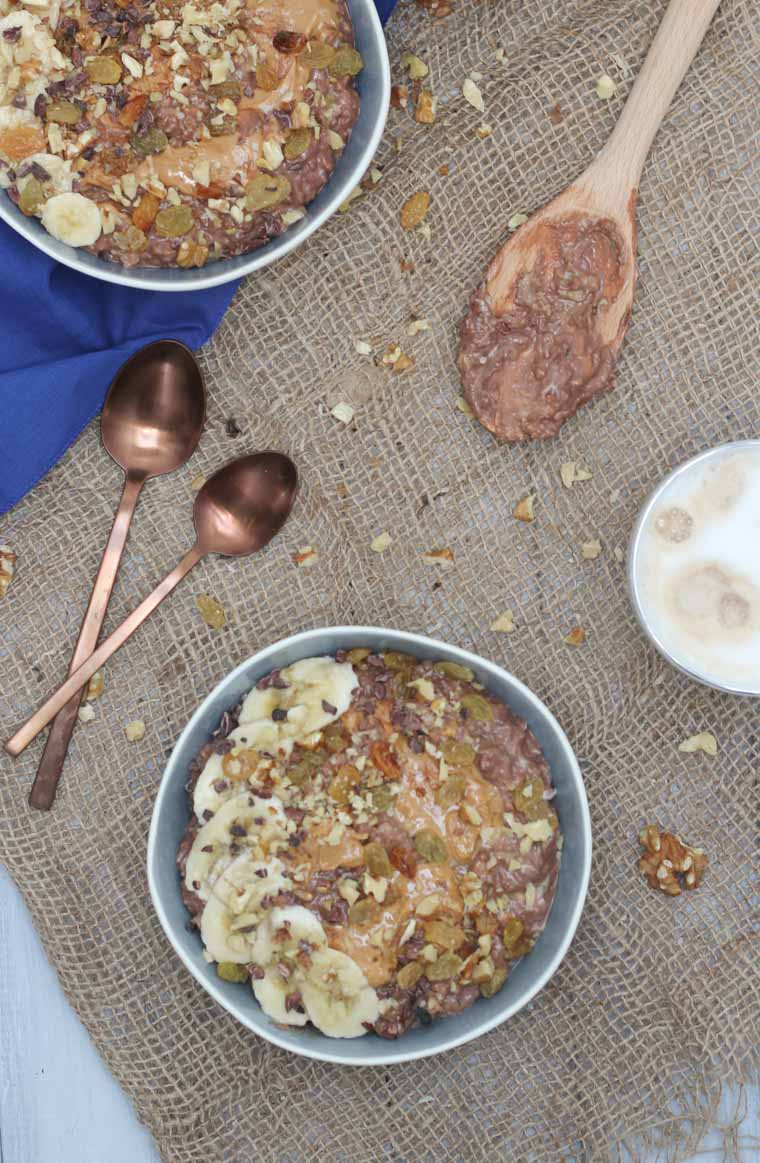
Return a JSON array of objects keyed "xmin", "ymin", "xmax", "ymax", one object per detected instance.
[
  {"xmin": 147, "ymin": 627, "xmax": 592, "ymax": 1065},
  {"xmin": 0, "ymin": 0, "xmax": 389, "ymax": 292}
]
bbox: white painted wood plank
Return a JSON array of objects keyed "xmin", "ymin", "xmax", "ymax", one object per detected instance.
[
  {"xmin": 0, "ymin": 865, "xmax": 160, "ymax": 1163},
  {"xmin": 0, "ymin": 861, "xmax": 756, "ymax": 1162}
]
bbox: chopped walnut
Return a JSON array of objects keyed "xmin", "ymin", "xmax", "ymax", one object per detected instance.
[
  {"xmin": 392, "ymin": 352, "xmax": 414, "ymax": 373},
  {"xmin": 86, "ymin": 671, "xmax": 105, "ymax": 700},
  {"xmin": 638, "ymin": 824, "xmax": 707, "ymax": 896},
  {"xmin": 292, "ymin": 546, "xmax": 318, "ymax": 568},
  {"xmin": 513, "ymin": 494, "xmax": 535, "ymax": 522},
  {"xmin": 462, "ymin": 78, "xmax": 484, "ymax": 112},
  {"xmin": 0, "ymin": 546, "xmax": 17, "ymax": 598},
  {"xmin": 414, "ymin": 90, "xmax": 436, "ymax": 124},
  {"xmin": 490, "ymin": 610, "xmax": 515, "ymax": 633},
  {"xmin": 77, "ymin": 704, "xmax": 96, "ymax": 724},
  {"xmin": 455, "ymin": 395, "xmax": 474, "ymax": 416},
  {"xmin": 400, "ymin": 190, "xmax": 430, "ymax": 230},
  {"xmin": 400, "ymin": 51, "xmax": 428, "ymax": 78},
  {"xmin": 330, "ymin": 402, "xmax": 355, "ymax": 425},
  {"xmin": 596, "ymin": 73, "xmax": 616, "ymax": 100},
  {"xmin": 580, "ymin": 539, "xmax": 602, "ymax": 559},
  {"xmin": 190, "ymin": 473, "xmax": 206, "ymax": 492},
  {"xmin": 560, "ymin": 461, "xmax": 593, "ymax": 488},
  {"xmin": 563, "ymin": 626, "xmax": 586, "ymax": 647},
  {"xmin": 390, "ymin": 84, "xmax": 409, "ymax": 109},
  {"xmin": 678, "ymin": 732, "xmax": 718, "ymax": 757},
  {"xmin": 370, "ymin": 532, "xmax": 392, "ymax": 553},
  {"xmin": 423, "ymin": 547, "xmax": 454, "ymax": 565},
  {"xmin": 507, "ymin": 212, "xmax": 528, "ymax": 231}
]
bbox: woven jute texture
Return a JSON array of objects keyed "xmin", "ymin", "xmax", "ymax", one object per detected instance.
[{"xmin": 1, "ymin": 0, "xmax": 758, "ymax": 1158}]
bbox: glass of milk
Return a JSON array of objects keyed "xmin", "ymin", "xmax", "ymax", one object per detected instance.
[{"xmin": 628, "ymin": 440, "xmax": 760, "ymax": 696}]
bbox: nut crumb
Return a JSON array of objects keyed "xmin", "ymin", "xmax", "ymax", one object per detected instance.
[
  {"xmin": 490, "ymin": 610, "xmax": 515, "ymax": 633},
  {"xmin": 390, "ymin": 83, "xmax": 408, "ymax": 109},
  {"xmin": 462, "ymin": 78, "xmax": 484, "ymax": 112},
  {"xmin": 292, "ymin": 546, "xmax": 318, "ymax": 568},
  {"xmin": 190, "ymin": 473, "xmax": 206, "ymax": 491},
  {"xmin": 408, "ymin": 318, "xmax": 429, "ymax": 336},
  {"xmin": 596, "ymin": 73, "xmax": 616, "ymax": 100},
  {"xmin": 393, "ymin": 352, "xmax": 415, "ymax": 373},
  {"xmin": 414, "ymin": 89, "xmax": 437, "ymax": 124},
  {"xmin": 548, "ymin": 102, "xmax": 563, "ymax": 125},
  {"xmin": 401, "ymin": 51, "xmax": 428, "ymax": 80},
  {"xmin": 77, "ymin": 704, "xmax": 96, "ymax": 724},
  {"xmin": 475, "ymin": 123, "xmax": 492, "ymax": 139},
  {"xmin": 124, "ymin": 719, "xmax": 145, "ymax": 742},
  {"xmin": 196, "ymin": 593, "xmax": 226, "ymax": 629},
  {"xmin": 580, "ymin": 539, "xmax": 602, "ymax": 560},
  {"xmin": 354, "ymin": 339, "xmax": 372, "ymax": 355},
  {"xmin": 371, "ymin": 532, "xmax": 392, "ymax": 553},
  {"xmin": 560, "ymin": 461, "xmax": 593, "ymax": 488},
  {"xmin": 423, "ymin": 547, "xmax": 454, "ymax": 566},
  {"xmin": 507, "ymin": 212, "xmax": 528, "ymax": 231},
  {"xmin": 330, "ymin": 402, "xmax": 355, "ymax": 425},
  {"xmin": 563, "ymin": 626, "xmax": 586, "ymax": 647},
  {"xmin": 0, "ymin": 546, "xmax": 16, "ymax": 598},
  {"xmin": 513, "ymin": 494, "xmax": 535, "ymax": 522},
  {"xmin": 87, "ymin": 671, "xmax": 105, "ymax": 700},
  {"xmin": 638, "ymin": 823, "xmax": 707, "ymax": 896},
  {"xmin": 455, "ymin": 395, "xmax": 473, "ymax": 416},
  {"xmin": 678, "ymin": 732, "xmax": 717, "ymax": 757},
  {"xmin": 613, "ymin": 546, "xmax": 625, "ymax": 563}
]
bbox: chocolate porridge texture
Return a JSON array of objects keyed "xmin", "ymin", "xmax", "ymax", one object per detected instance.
[
  {"xmin": 0, "ymin": 0, "xmax": 757, "ymax": 1158},
  {"xmin": 178, "ymin": 651, "xmax": 560, "ymax": 1037},
  {"xmin": 0, "ymin": 0, "xmax": 361, "ymax": 267}
]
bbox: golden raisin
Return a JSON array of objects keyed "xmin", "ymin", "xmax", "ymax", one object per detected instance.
[
  {"xmin": 176, "ymin": 238, "xmax": 209, "ymax": 268},
  {"xmin": 348, "ymin": 897, "xmax": 381, "ymax": 927},
  {"xmin": 328, "ymin": 763, "xmax": 361, "ymax": 804},
  {"xmin": 283, "ymin": 128, "xmax": 312, "ymax": 160},
  {"xmin": 132, "ymin": 192, "xmax": 160, "ymax": 232},
  {"xmin": 155, "ymin": 205, "xmax": 194, "ymax": 238},
  {"xmin": 85, "ymin": 56, "xmax": 121, "ymax": 84},
  {"xmin": 245, "ymin": 173, "xmax": 291, "ymax": 211},
  {"xmin": 18, "ymin": 178, "xmax": 44, "ymax": 215},
  {"xmin": 441, "ymin": 739, "xmax": 476, "ymax": 766},
  {"xmin": 396, "ymin": 961, "xmax": 423, "ymax": 989},
  {"xmin": 363, "ymin": 842, "xmax": 392, "ymax": 878},
  {"xmin": 400, "ymin": 191, "xmax": 430, "ymax": 230},
  {"xmin": 46, "ymin": 99, "xmax": 84, "ymax": 125},
  {"xmin": 413, "ymin": 829, "xmax": 447, "ymax": 864},
  {"xmin": 329, "ymin": 44, "xmax": 363, "ymax": 77},
  {"xmin": 460, "ymin": 693, "xmax": 493, "ymax": 721},
  {"xmin": 424, "ymin": 952, "xmax": 462, "ymax": 982},
  {"xmin": 301, "ymin": 40, "xmax": 336, "ymax": 70},
  {"xmin": 479, "ymin": 966, "xmax": 508, "ymax": 997}
]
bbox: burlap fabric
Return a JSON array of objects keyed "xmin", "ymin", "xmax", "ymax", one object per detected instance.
[{"xmin": 1, "ymin": 0, "xmax": 758, "ymax": 1158}]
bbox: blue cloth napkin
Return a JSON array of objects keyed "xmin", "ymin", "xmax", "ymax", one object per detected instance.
[{"xmin": 0, "ymin": 0, "xmax": 395, "ymax": 517}]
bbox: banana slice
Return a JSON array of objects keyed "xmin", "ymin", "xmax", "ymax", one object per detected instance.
[
  {"xmin": 192, "ymin": 723, "xmax": 280, "ymax": 819},
  {"xmin": 41, "ymin": 192, "xmax": 102, "ymax": 247},
  {"xmin": 200, "ymin": 854, "xmax": 286, "ymax": 963},
  {"xmin": 185, "ymin": 791, "xmax": 287, "ymax": 900},
  {"xmin": 250, "ymin": 906, "xmax": 329, "ymax": 1026},
  {"xmin": 239, "ymin": 657, "xmax": 357, "ymax": 742},
  {"xmin": 299, "ymin": 948, "xmax": 380, "ymax": 1038},
  {"xmin": 251, "ymin": 905, "xmax": 327, "ymax": 963},
  {"xmin": 252, "ymin": 968, "xmax": 309, "ymax": 1026}
]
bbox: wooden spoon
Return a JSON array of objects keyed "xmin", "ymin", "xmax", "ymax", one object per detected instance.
[
  {"xmin": 458, "ymin": 0, "xmax": 722, "ymax": 440},
  {"xmin": 6, "ymin": 452, "xmax": 298, "ymax": 760},
  {"xmin": 29, "ymin": 340, "xmax": 205, "ymax": 811}
]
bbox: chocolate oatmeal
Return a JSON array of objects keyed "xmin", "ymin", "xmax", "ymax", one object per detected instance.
[
  {"xmin": 458, "ymin": 216, "xmax": 626, "ymax": 440},
  {"xmin": 0, "ymin": 0, "xmax": 361, "ymax": 268},
  {"xmin": 177, "ymin": 650, "xmax": 562, "ymax": 1039}
]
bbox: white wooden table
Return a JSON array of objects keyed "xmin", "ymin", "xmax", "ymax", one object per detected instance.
[{"xmin": 0, "ymin": 865, "xmax": 756, "ymax": 1163}]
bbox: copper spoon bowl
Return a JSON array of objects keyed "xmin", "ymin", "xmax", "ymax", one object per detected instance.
[
  {"xmin": 29, "ymin": 340, "xmax": 205, "ymax": 810},
  {"xmin": 6, "ymin": 452, "xmax": 298, "ymax": 759}
]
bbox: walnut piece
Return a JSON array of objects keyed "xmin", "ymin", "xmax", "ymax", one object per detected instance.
[
  {"xmin": 0, "ymin": 545, "xmax": 17, "ymax": 598},
  {"xmin": 678, "ymin": 731, "xmax": 717, "ymax": 757},
  {"xmin": 638, "ymin": 824, "xmax": 707, "ymax": 896},
  {"xmin": 563, "ymin": 626, "xmax": 586, "ymax": 647},
  {"xmin": 513, "ymin": 494, "xmax": 535, "ymax": 522}
]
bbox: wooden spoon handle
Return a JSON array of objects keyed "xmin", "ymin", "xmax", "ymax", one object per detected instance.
[
  {"xmin": 6, "ymin": 544, "xmax": 203, "ymax": 759},
  {"xmin": 28, "ymin": 473, "xmax": 144, "ymax": 811},
  {"xmin": 593, "ymin": 0, "xmax": 721, "ymax": 197}
]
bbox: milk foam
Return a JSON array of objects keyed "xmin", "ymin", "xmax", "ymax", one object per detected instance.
[{"xmin": 635, "ymin": 446, "xmax": 760, "ymax": 688}]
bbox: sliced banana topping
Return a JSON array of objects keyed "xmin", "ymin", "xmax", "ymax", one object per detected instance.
[
  {"xmin": 200, "ymin": 854, "xmax": 287, "ymax": 964},
  {"xmin": 250, "ymin": 906, "xmax": 379, "ymax": 1037},
  {"xmin": 185, "ymin": 791, "xmax": 288, "ymax": 901},
  {"xmin": 41, "ymin": 192, "xmax": 102, "ymax": 248},
  {"xmin": 192, "ymin": 656, "xmax": 357, "ymax": 820},
  {"xmin": 239, "ymin": 656, "xmax": 357, "ymax": 743},
  {"xmin": 299, "ymin": 949, "xmax": 380, "ymax": 1038}
]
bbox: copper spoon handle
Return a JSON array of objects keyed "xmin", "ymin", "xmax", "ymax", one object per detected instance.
[
  {"xmin": 6, "ymin": 544, "xmax": 204, "ymax": 758},
  {"xmin": 28, "ymin": 473, "xmax": 144, "ymax": 810}
]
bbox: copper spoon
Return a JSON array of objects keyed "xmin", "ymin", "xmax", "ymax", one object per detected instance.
[
  {"xmin": 459, "ymin": 0, "xmax": 721, "ymax": 435},
  {"xmin": 6, "ymin": 452, "xmax": 298, "ymax": 759},
  {"xmin": 28, "ymin": 340, "xmax": 206, "ymax": 811}
]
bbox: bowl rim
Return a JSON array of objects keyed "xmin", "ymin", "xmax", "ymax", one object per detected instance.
[
  {"xmin": 627, "ymin": 439, "xmax": 760, "ymax": 698},
  {"xmin": 0, "ymin": 0, "xmax": 390, "ymax": 293},
  {"xmin": 147, "ymin": 625, "xmax": 592, "ymax": 1065}
]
